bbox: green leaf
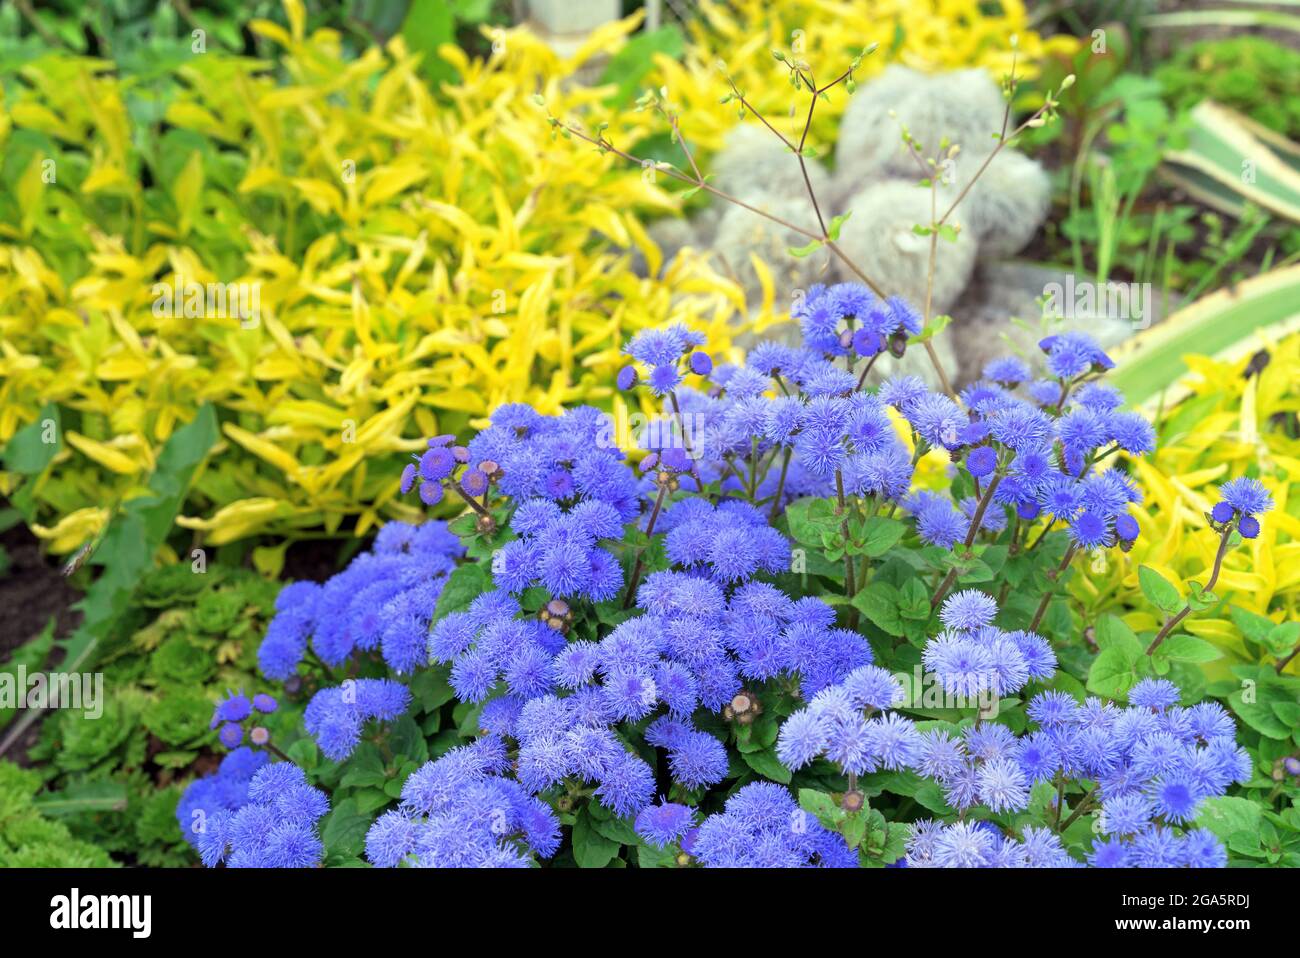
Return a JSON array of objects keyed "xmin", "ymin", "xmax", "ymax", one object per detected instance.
[
  {"xmin": 1154, "ymin": 633, "xmax": 1222, "ymax": 664},
  {"xmin": 854, "ymin": 516, "xmax": 905, "ymax": 558},
  {"xmin": 402, "ymin": 0, "xmax": 458, "ymax": 86},
  {"xmin": 784, "ymin": 497, "xmax": 840, "ymax": 546},
  {"xmin": 2, "ymin": 401, "xmax": 61, "ymax": 476},
  {"xmin": 410, "ymin": 665, "xmax": 457, "ymax": 713},
  {"xmin": 827, "ymin": 210, "xmax": 852, "ymax": 241},
  {"xmin": 1095, "ymin": 614, "xmax": 1144, "ymax": 660},
  {"xmin": 340, "ymin": 744, "xmax": 388, "ymax": 789},
  {"xmin": 1087, "ymin": 647, "xmax": 1141, "ymax": 700},
  {"xmin": 321, "ymin": 798, "xmax": 372, "ymax": 861},
  {"xmin": 851, "ymin": 581, "xmax": 905, "ymax": 636},
  {"xmin": 33, "ymin": 780, "xmax": 128, "ymax": 816},
  {"xmin": 897, "ymin": 577, "xmax": 930, "ymax": 621},
  {"xmin": 600, "ymin": 26, "xmax": 685, "ymax": 107},
  {"xmin": 1138, "ymin": 565, "xmax": 1182, "ymax": 615},
  {"xmin": 797, "ymin": 789, "xmax": 845, "ymax": 830},
  {"xmin": 1195, "ymin": 796, "xmax": 1262, "ymax": 844},
  {"xmin": 787, "ymin": 238, "xmax": 824, "ymax": 257},
  {"xmin": 741, "ymin": 747, "xmax": 792, "ymax": 783},
  {"xmin": 432, "ymin": 562, "xmax": 491, "ymax": 620},
  {"xmin": 1265, "ymin": 621, "xmax": 1300, "ymax": 657},
  {"xmin": 287, "ymin": 738, "xmax": 319, "ymax": 770},
  {"xmin": 572, "ymin": 809, "xmax": 621, "ymax": 868},
  {"xmin": 1229, "ymin": 604, "xmax": 1276, "ymax": 644},
  {"xmin": 909, "ymin": 313, "xmax": 952, "ymax": 345}
]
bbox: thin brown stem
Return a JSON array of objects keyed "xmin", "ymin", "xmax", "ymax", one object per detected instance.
[
  {"xmin": 1058, "ymin": 786, "xmax": 1098, "ymax": 832},
  {"xmin": 1029, "ymin": 543, "xmax": 1079, "ymax": 632},
  {"xmin": 768, "ymin": 447, "xmax": 793, "ymax": 523},
  {"xmin": 624, "ymin": 482, "xmax": 669, "ymax": 609},
  {"xmin": 836, "ymin": 470, "xmax": 859, "ymax": 630},
  {"xmin": 1146, "ymin": 528, "xmax": 1233, "ymax": 655}
]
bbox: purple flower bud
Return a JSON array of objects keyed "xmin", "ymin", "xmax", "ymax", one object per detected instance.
[
  {"xmin": 1238, "ymin": 515, "xmax": 1260, "ymax": 539},
  {"xmin": 462, "ymin": 469, "xmax": 489, "ymax": 497},
  {"xmin": 1114, "ymin": 513, "xmax": 1139, "ymax": 542},
  {"xmin": 852, "ymin": 328, "xmax": 882, "ymax": 357},
  {"xmin": 661, "ymin": 447, "xmax": 691, "ymax": 473},
  {"xmin": 452, "ymin": 446, "xmax": 470, "ymax": 463},
  {"xmin": 1211, "ymin": 501, "xmax": 1234, "ymax": 524},
  {"xmin": 966, "ymin": 446, "xmax": 996, "ymax": 479},
  {"xmin": 1284, "ymin": 757, "xmax": 1300, "ymax": 776},
  {"xmin": 1016, "ymin": 501, "xmax": 1041, "ymax": 521},
  {"xmin": 689, "ymin": 351, "xmax": 713, "ymax": 375},
  {"xmin": 219, "ymin": 723, "xmax": 243, "ymax": 749},
  {"xmin": 253, "ymin": 693, "xmax": 278, "ymax": 714},
  {"xmin": 617, "ymin": 365, "xmax": 638, "ymax": 390},
  {"xmin": 400, "ymin": 462, "xmax": 417, "ymax": 494},
  {"xmin": 420, "ymin": 481, "xmax": 444, "ymax": 506}
]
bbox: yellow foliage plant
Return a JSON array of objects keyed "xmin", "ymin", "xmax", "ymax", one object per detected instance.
[
  {"xmin": 1071, "ymin": 333, "xmax": 1300, "ymax": 677},
  {"xmin": 0, "ymin": 0, "xmax": 1069, "ymax": 553}
]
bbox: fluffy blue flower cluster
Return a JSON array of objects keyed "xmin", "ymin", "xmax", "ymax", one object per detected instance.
[
  {"xmin": 661, "ymin": 499, "xmax": 789, "ymax": 584},
  {"xmin": 365, "ymin": 738, "xmax": 560, "ymax": 867},
  {"xmin": 304, "ymin": 678, "xmax": 412, "ymax": 761},
  {"xmin": 178, "ymin": 753, "xmax": 329, "ymax": 868},
  {"xmin": 776, "ymin": 665, "xmax": 920, "ymax": 774},
  {"xmin": 258, "ymin": 520, "xmax": 463, "ymax": 679},
  {"xmin": 208, "ymin": 690, "xmax": 278, "ymax": 750},
  {"xmin": 510, "ymin": 694, "xmax": 660, "ymax": 816},
  {"xmin": 492, "ymin": 497, "xmax": 626, "ymax": 600},
  {"xmin": 888, "ymin": 334, "xmax": 1153, "ymax": 553},
  {"xmin": 654, "ymin": 349, "xmax": 914, "ymax": 506},
  {"xmin": 792, "ymin": 282, "xmax": 922, "ymax": 358},
  {"xmin": 620, "ymin": 323, "xmax": 710, "ymax": 395},
  {"xmin": 634, "ymin": 801, "xmax": 697, "ymax": 849},
  {"xmin": 905, "ymin": 820, "xmax": 1076, "ymax": 867},
  {"xmin": 464, "ymin": 404, "xmax": 645, "ymax": 516},
  {"xmin": 1211, "ymin": 476, "xmax": 1274, "ymax": 539},
  {"xmin": 431, "ymin": 592, "xmax": 566, "ymax": 702},
  {"xmin": 431, "ymin": 517, "xmax": 866, "ymax": 818},
  {"xmin": 911, "ymin": 679, "xmax": 1249, "ymax": 860},
  {"xmin": 921, "ymin": 590, "xmax": 1057, "ymax": 699},
  {"xmin": 692, "ymin": 782, "xmax": 857, "ymax": 867}
]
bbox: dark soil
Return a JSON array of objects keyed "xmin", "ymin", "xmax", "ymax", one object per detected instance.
[
  {"xmin": 280, "ymin": 537, "xmax": 358, "ymax": 583},
  {"xmin": 0, "ymin": 521, "xmax": 82, "ymax": 661},
  {"xmin": 0, "ymin": 520, "xmax": 83, "ymax": 766}
]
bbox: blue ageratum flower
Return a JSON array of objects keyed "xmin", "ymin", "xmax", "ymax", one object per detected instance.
[
  {"xmin": 776, "ymin": 666, "xmax": 918, "ymax": 775},
  {"xmin": 1213, "ymin": 477, "xmax": 1273, "ymax": 539},
  {"xmin": 692, "ymin": 782, "xmax": 857, "ymax": 868},
  {"xmin": 906, "ymin": 821, "xmax": 1075, "ymax": 868},
  {"xmin": 178, "ymin": 758, "xmax": 329, "ymax": 868},
  {"xmin": 634, "ymin": 802, "xmax": 696, "ymax": 849},
  {"xmin": 366, "ymin": 739, "xmax": 560, "ymax": 868},
  {"xmin": 257, "ymin": 522, "xmax": 463, "ymax": 679},
  {"xmin": 303, "ymin": 679, "xmax": 412, "ymax": 761}
]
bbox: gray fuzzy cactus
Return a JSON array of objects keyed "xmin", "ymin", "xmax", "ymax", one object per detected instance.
[
  {"xmin": 832, "ymin": 65, "xmax": 1049, "ymax": 260},
  {"xmin": 627, "ymin": 64, "xmax": 1057, "ymax": 390}
]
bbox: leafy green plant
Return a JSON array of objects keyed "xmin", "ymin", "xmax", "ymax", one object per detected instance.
[
  {"xmin": 0, "ymin": 760, "xmax": 116, "ymax": 867},
  {"xmin": 1155, "ymin": 36, "xmax": 1300, "ymax": 140},
  {"xmin": 23, "ymin": 562, "xmax": 286, "ymax": 866}
]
